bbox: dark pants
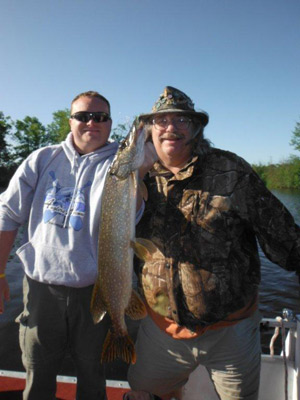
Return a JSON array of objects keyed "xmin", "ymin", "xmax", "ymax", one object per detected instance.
[{"xmin": 16, "ymin": 275, "xmax": 109, "ymax": 400}]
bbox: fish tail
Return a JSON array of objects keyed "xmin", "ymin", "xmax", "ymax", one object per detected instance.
[{"xmin": 101, "ymin": 330, "xmax": 137, "ymax": 364}]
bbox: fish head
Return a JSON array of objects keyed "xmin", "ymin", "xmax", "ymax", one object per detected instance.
[{"xmin": 110, "ymin": 119, "xmax": 146, "ymax": 179}]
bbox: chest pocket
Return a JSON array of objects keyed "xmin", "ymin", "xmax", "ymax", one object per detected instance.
[{"xmin": 180, "ymin": 190, "xmax": 232, "ymax": 233}]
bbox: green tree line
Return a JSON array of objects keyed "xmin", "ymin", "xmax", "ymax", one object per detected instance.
[
  {"xmin": 253, "ymin": 118, "xmax": 300, "ymax": 189},
  {"xmin": 253, "ymin": 155, "xmax": 300, "ymax": 189},
  {"xmin": 0, "ymin": 109, "xmax": 128, "ymax": 188},
  {"xmin": 0, "ymin": 109, "xmax": 71, "ymax": 187}
]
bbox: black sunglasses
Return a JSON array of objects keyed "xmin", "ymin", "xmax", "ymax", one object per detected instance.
[{"xmin": 70, "ymin": 111, "xmax": 111, "ymax": 123}]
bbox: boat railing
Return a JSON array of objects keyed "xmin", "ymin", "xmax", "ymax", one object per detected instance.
[{"xmin": 260, "ymin": 311, "xmax": 300, "ymax": 400}]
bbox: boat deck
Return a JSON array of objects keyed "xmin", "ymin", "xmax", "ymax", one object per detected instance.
[{"xmin": 1, "ymin": 317, "xmax": 299, "ymax": 399}]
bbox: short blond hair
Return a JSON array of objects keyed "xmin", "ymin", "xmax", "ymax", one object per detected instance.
[{"xmin": 71, "ymin": 91, "xmax": 111, "ymax": 115}]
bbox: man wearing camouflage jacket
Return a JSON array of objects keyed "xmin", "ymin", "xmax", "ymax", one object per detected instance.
[{"xmin": 125, "ymin": 86, "xmax": 300, "ymax": 400}]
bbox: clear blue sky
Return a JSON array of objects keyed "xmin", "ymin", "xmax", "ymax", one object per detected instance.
[{"xmin": 1, "ymin": 0, "xmax": 299, "ymax": 164}]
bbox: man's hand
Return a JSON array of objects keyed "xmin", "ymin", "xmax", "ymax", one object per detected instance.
[
  {"xmin": 136, "ymin": 141, "xmax": 158, "ymax": 211},
  {"xmin": 139, "ymin": 141, "xmax": 158, "ymax": 180},
  {"xmin": 0, "ymin": 276, "xmax": 10, "ymax": 314}
]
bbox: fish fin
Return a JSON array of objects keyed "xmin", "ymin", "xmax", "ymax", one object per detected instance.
[
  {"xmin": 131, "ymin": 238, "xmax": 161, "ymax": 261},
  {"xmin": 125, "ymin": 289, "xmax": 147, "ymax": 320},
  {"xmin": 101, "ymin": 330, "xmax": 136, "ymax": 364},
  {"xmin": 90, "ymin": 283, "xmax": 107, "ymax": 324},
  {"xmin": 138, "ymin": 179, "xmax": 148, "ymax": 201}
]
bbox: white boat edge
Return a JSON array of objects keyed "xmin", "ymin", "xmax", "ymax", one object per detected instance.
[{"xmin": 0, "ymin": 369, "xmax": 130, "ymax": 389}]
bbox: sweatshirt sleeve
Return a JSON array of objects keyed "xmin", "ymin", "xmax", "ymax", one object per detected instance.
[
  {"xmin": 0, "ymin": 154, "xmax": 39, "ymax": 230},
  {"xmin": 247, "ymin": 169, "xmax": 300, "ymax": 273}
]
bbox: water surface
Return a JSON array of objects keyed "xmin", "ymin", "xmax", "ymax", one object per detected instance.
[{"xmin": 259, "ymin": 189, "xmax": 300, "ymax": 319}]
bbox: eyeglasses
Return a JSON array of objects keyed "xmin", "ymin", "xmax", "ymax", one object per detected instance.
[
  {"xmin": 152, "ymin": 115, "xmax": 192, "ymax": 130},
  {"xmin": 70, "ymin": 112, "xmax": 111, "ymax": 123}
]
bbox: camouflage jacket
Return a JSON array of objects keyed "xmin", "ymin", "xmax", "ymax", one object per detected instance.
[{"xmin": 135, "ymin": 148, "xmax": 300, "ymax": 331}]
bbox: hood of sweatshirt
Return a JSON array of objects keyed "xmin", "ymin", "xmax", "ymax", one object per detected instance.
[{"xmin": 62, "ymin": 132, "xmax": 119, "ymax": 172}]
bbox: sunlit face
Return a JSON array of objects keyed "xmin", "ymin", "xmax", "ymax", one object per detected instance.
[
  {"xmin": 151, "ymin": 113, "xmax": 194, "ymax": 166},
  {"xmin": 69, "ymin": 96, "xmax": 112, "ymax": 154}
]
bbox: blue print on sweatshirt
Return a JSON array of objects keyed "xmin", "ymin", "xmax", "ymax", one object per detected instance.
[{"xmin": 43, "ymin": 171, "xmax": 92, "ymax": 231}]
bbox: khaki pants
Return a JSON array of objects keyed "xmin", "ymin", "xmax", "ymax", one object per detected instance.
[
  {"xmin": 17, "ymin": 275, "xmax": 109, "ymax": 400},
  {"xmin": 128, "ymin": 311, "xmax": 262, "ymax": 400}
]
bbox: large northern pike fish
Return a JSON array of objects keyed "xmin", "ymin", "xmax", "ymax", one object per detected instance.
[{"xmin": 90, "ymin": 120, "xmax": 149, "ymax": 364}]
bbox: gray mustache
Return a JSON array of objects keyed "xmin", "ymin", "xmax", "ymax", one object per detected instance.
[{"xmin": 160, "ymin": 133, "xmax": 184, "ymax": 140}]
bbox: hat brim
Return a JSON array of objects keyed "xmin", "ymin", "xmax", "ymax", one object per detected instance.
[{"xmin": 139, "ymin": 109, "xmax": 209, "ymax": 127}]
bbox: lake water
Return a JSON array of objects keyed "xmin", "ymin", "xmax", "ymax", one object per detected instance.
[
  {"xmin": 0, "ymin": 188, "xmax": 299, "ymax": 372},
  {"xmin": 258, "ymin": 189, "xmax": 300, "ymax": 319}
]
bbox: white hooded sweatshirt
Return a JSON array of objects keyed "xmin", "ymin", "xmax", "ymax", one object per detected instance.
[{"xmin": 0, "ymin": 133, "xmax": 120, "ymax": 287}]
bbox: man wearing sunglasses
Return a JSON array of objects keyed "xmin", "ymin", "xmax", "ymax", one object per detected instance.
[
  {"xmin": 0, "ymin": 91, "xmax": 124, "ymax": 399},
  {"xmin": 69, "ymin": 93, "xmax": 112, "ymax": 154},
  {"xmin": 125, "ymin": 86, "xmax": 300, "ymax": 400}
]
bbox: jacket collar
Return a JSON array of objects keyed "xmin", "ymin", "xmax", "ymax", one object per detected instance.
[{"xmin": 149, "ymin": 155, "xmax": 199, "ymax": 181}]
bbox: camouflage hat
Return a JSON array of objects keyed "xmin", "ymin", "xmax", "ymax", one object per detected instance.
[{"xmin": 139, "ymin": 86, "xmax": 209, "ymax": 126}]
